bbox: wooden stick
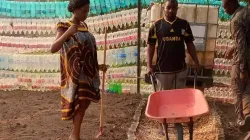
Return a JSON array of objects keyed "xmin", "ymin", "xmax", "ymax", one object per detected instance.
[{"xmin": 96, "ymin": 27, "xmax": 107, "ymax": 138}]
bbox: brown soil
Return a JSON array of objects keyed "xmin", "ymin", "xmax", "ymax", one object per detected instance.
[
  {"xmin": 215, "ymin": 102, "xmax": 248, "ymax": 140},
  {"xmin": 1, "ymin": 90, "xmax": 249, "ymax": 140},
  {"xmin": 0, "ymin": 91, "xmax": 141, "ymax": 140}
]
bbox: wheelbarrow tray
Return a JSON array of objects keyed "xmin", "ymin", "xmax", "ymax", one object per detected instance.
[{"xmin": 145, "ymin": 88, "xmax": 209, "ymax": 124}]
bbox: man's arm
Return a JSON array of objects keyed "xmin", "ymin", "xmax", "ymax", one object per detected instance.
[
  {"xmin": 146, "ymin": 23, "xmax": 157, "ymax": 74},
  {"xmin": 147, "ymin": 44, "xmax": 155, "ymax": 72},
  {"xmin": 184, "ymin": 22, "xmax": 200, "ymax": 70},
  {"xmin": 186, "ymin": 42, "xmax": 199, "ymax": 67}
]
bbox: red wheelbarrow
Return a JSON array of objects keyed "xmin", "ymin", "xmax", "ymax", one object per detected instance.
[{"xmin": 145, "ymin": 73, "xmax": 209, "ymax": 140}]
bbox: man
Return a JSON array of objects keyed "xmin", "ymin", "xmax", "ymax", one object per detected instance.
[
  {"xmin": 146, "ymin": 0, "xmax": 200, "ymax": 135},
  {"xmin": 223, "ymin": 0, "xmax": 250, "ymax": 133},
  {"xmin": 147, "ymin": 0, "xmax": 199, "ymax": 91}
]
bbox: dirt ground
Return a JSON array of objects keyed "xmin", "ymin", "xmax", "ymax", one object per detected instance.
[
  {"xmin": 1, "ymin": 90, "xmax": 249, "ymax": 140},
  {"xmin": 215, "ymin": 102, "xmax": 248, "ymax": 140},
  {"xmin": 0, "ymin": 91, "xmax": 141, "ymax": 140}
]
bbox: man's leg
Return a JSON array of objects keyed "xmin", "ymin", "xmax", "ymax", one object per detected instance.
[
  {"xmin": 155, "ymin": 73, "xmax": 175, "ymax": 91},
  {"xmin": 175, "ymin": 69, "xmax": 188, "ymax": 89},
  {"xmin": 242, "ymin": 79, "xmax": 250, "ymax": 116},
  {"xmin": 239, "ymin": 79, "xmax": 250, "ymax": 132},
  {"xmin": 155, "ymin": 73, "xmax": 175, "ymax": 135},
  {"xmin": 231, "ymin": 65, "xmax": 246, "ymax": 125}
]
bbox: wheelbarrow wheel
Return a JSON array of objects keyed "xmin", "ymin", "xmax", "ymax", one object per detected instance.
[{"xmin": 175, "ymin": 123, "xmax": 184, "ymax": 140}]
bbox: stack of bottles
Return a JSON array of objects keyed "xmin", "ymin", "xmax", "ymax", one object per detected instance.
[
  {"xmin": 203, "ymin": 20, "xmax": 234, "ymax": 103},
  {"xmin": 93, "ymin": 7, "xmax": 151, "ymax": 94},
  {"xmin": 0, "ymin": 18, "xmax": 59, "ymax": 35},
  {"xmin": 99, "ymin": 65, "xmax": 151, "ymax": 95},
  {"xmin": 0, "ymin": 70, "xmax": 60, "ymax": 91},
  {"xmin": 0, "ymin": 0, "xmax": 151, "ymax": 18},
  {"xmin": 97, "ymin": 46, "xmax": 146, "ymax": 66},
  {"xmin": 0, "ymin": 0, "xmax": 70, "ymax": 18},
  {"xmin": 151, "ymin": 0, "xmax": 247, "ymax": 21},
  {"xmin": 0, "ymin": 4, "xmax": 151, "ymax": 93},
  {"xmin": 0, "ymin": 36, "xmax": 53, "ymax": 53},
  {"xmin": 0, "ymin": 53, "xmax": 60, "ymax": 72},
  {"xmin": 86, "ymin": 8, "xmax": 149, "ymax": 32},
  {"xmin": 95, "ymin": 28, "xmax": 140, "ymax": 48},
  {"xmin": 213, "ymin": 21, "xmax": 232, "ymax": 86},
  {"xmin": 204, "ymin": 86, "xmax": 235, "ymax": 104},
  {"xmin": 0, "ymin": 8, "xmax": 149, "ymax": 35}
]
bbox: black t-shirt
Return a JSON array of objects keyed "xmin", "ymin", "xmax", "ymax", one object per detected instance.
[{"xmin": 147, "ymin": 17, "xmax": 194, "ymax": 72}]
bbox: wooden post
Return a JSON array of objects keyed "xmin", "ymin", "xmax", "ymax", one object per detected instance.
[{"xmin": 137, "ymin": 0, "xmax": 141, "ymax": 94}]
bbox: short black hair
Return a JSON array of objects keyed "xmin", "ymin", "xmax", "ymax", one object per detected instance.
[
  {"xmin": 165, "ymin": 0, "xmax": 178, "ymax": 7},
  {"xmin": 68, "ymin": 0, "xmax": 90, "ymax": 12}
]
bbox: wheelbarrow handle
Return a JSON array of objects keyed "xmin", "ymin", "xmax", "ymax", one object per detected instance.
[
  {"xmin": 194, "ymin": 71, "xmax": 197, "ymax": 89},
  {"xmin": 150, "ymin": 73, "xmax": 157, "ymax": 92}
]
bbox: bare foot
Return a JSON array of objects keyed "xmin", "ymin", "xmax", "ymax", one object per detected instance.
[{"xmin": 68, "ymin": 136, "xmax": 80, "ymax": 140}]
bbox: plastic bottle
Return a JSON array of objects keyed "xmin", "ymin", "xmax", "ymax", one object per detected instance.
[
  {"xmin": 55, "ymin": 2, "xmax": 60, "ymax": 17},
  {"xmin": 1, "ymin": 0, "xmax": 6, "ymax": 16},
  {"xmin": 117, "ymin": 83, "xmax": 122, "ymax": 94},
  {"xmin": 40, "ymin": 2, "xmax": 46, "ymax": 18},
  {"xmin": 120, "ymin": 48, "xmax": 127, "ymax": 66},
  {"xmin": 0, "ymin": 54, "xmax": 3, "ymax": 70},
  {"xmin": 100, "ymin": 0, "xmax": 107, "ymax": 14},
  {"xmin": 6, "ymin": 1, "xmax": 11, "ymax": 17},
  {"xmin": 60, "ymin": 1, "xmax": 66, "ymax": 18},
  {"xmin": 51, "ymin": 2, "xmax": 56, "ymax": 18},
  {"xmin": 109, "ymin": 82, "xmax": 115, "ymax": 93},
  {"xmin": 114, "ymin": 0, "xmax": 120, "ymax": 10},
  {"xmin": 111, "ymin": 49, "xmax": 117, "ymax": 67},
  {"xmin": 125, "ymin": 0, "xmax": 131, "ymax": 8},
  {"xmin": 120, "ymin": 0, "xmax": 126, "ymax": 8},
  {"xmin": 35, "ymin": 2, "xmax": 41, "ymax": 18},
  {"xmin": 109, "ymin": 0, "xmax": 116, "ymax": 11},
  {"xmin": 130, "ymin": 46, "xmax": 136, "ymax": 65},
  {"xmin": 90, "ymin": 0, "xmax": 97, "ymax": 15},
  {"xmin": 95, "ymin": 0, "xmax": 102, "ymax": 15},
  {"xmin": 105, "ymin": 0, "xmax": 111, "ymax": 13},
  {"xmin": 130, "ymin": 0, "xmax": 137, "ymax": 7}
]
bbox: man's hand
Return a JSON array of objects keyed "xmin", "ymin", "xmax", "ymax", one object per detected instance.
[
  {"xmin": 224, "ymin": 47, "xmax": 235, "ymax": 59},
  {"xmin": 147, "ymin": 66, "xmax": 155, "ymax": 75},
  {"xmin": 194, "ymin": 63, "xmax": 201, "ymax": 74},
  {"xmin": 240, "ymin": 71, "xmax": 248, "ymax": 82}
]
